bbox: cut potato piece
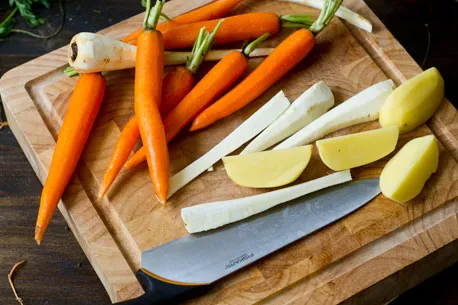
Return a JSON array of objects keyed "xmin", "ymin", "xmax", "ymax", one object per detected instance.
[
  {"xmin": 182, "ymin": 170, "xmax": 352, "ymax": 233},
  {"xmin": 223, "ymin": 146, "xmax": 312, "ymax": 188},
  {"xmin": 380, "ymin": 135, "xmax": 439, "ymax": 203},
  {"xmin": 317, "ymin": 126, "xmax": 399, "ymax": 171},
  {"xmin": 168, "ymin": 91, "xmax": 290, "ymax": 198},
  {"xmin": 379, "ymin": 67, "xmax": 444, "ymax": 133}
]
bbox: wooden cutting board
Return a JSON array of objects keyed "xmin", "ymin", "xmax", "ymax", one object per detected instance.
[{"xmin": 2, "ymin": 0, "xmax": 458, "ymax": 304}]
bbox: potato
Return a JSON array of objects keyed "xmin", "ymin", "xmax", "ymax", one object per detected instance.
[
  {"xmin": 379, "ymin": 67, "xmax": 444, "ymax": 133},
  {"xmin": 316, "ymin": 126, "xmax": 399, "ymax": 171},
  {"xmin": 380, "ymin": 135, "xmax": 439, "ymax": 203},
  {"xmin": 223, "ymin": 146, "xmax": 312, "ymax": 188}
]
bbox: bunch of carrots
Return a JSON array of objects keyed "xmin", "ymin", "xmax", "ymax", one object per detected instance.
[{"xmin": 35, "ymin": 0, "xmax": 343, "ymax": 244}]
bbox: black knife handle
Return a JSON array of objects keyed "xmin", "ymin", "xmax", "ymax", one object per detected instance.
[{"xmin": 113, "ymin": 269, "xmax": 210, "ymax": 305}]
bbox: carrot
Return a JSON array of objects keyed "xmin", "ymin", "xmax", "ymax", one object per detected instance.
[
  {"xmin": 162, "ymin": 12, "xmax": 279, "ymax": 49},
  {"xmin": 97, "ymin": 23, "xmax": 223, "ymax": 199},
  {"xmin": 124, "ymin": 33, "xmax": 271, "ymax": 168},
  {"xmin": 191, "ymin": 0, "xmax": 343, "ymax": 130},
  {"xmin": 135, "ymin": 0, "xmax": 169, "ymax": 205},
  {"xmin": 124, "ymin": 146, "xmax": 147, "ymax": 169},
  {"xmin": 122, "ymin": 0, "xmax": 243, "ymax": 44},
  {"xmin": 97, "ymin": 116, "xmax": 139, "ymax": 200},
  {"xmin": 35, "ymin": 73, "xmax": 105, "ymax": 244},
  {"xmin": 156, "ymin": 12, "xmax": 313, "ymax": 50},
  {"xmin": 161, "ymin": 66, "xmax": 195, "ymax": 116}
]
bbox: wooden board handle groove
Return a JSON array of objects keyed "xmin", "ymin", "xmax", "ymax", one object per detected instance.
[{"xmin": 113, "ymin": 269, "xmax": 210, "ymax": 305}]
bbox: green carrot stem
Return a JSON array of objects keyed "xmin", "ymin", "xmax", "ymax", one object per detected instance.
[
  {"xmin": 280, "ymin": 14, "xmax": 315, "ymax": 28},
  {"xmin": 186, "ymin": 19, "xmax": 224, "ymax": 74},
  {"xmin": 243, "ymin": 33, "xmax": 271, "ymax": 57},
  {"xmin": 64, "ymin": 67, "xmax": 80, "ymax": 77},
  {"xmin": 308, "ymin": 0, "xmax": 343, "ymax": 35},
  {"xmin": 144, "ymin": 0, "xmax": 166, "ymax": 30}
]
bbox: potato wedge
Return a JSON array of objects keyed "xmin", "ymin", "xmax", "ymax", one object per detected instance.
[
  {"xmin": 317, "ymin": 126, "xmax": 399, "ymax": 171},
  {"xmin": 223, "ymin": 146, "xmax": 312, "ymax": 188},
  {"xmin": 379, "ymin": 67, "xmax": 444, "ymax": 133},
  {"xmin": 380, "ymin": 135, "xmax": 439, "ymax": 203}
]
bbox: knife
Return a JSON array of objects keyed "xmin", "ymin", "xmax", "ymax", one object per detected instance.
[{"xmin": 114, "ymin": 177, "xmax": 380, "ymax": 305}]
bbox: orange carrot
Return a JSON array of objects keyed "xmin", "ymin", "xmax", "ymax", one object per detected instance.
[
  {"xmin": 135, "ymin": 0, "xmax": 169, "ymax": 205},
  {"xmin": 124, "ymin": 146, "xmax": 147, "ymax": 169},
  {"xmin": 97, "ymin": 23, "xmax": 224, "ymax": 199},
  {"xmin": 122, "ymin": 0, "xmax": 243, "ymax": 44},
  {"xmin": 124, "ymin": 33, "xmax": 271, "ymax": 168},
  {"xmin": 97, "ymin": 116, "xmax": 139, "ymax": 200},
  {"xmin": 161, "ymin": 66, "xmax": 195, "ymax": 116},
  {"xmin": 191, "ymin": 0, "xmax": 343, "ymax": 130},
  {"xmin": 35, "ymin": 73, "xmax": 106, "ymax": 244},
  {"xmin": 97, "ymin": 68, "xmax": 193, "ymax": 200},
  {"xmin": 162, "ymin": 12, "xmax": 280, "ymax": 49}
]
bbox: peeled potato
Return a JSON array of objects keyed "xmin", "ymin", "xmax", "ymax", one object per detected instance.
[
  {"xmin": 223, "ymin": 146, "xmax": 312, "ymax": 188},
  {"xmin": 380, "ymin": 135, "xmax": 439, "ymax": 203},
  {"xmin": 316, "ymin": 126, "xmax": 399, "ymax": 171},
  {"xmin": 379, "ymin": 67, "xmax": 444, "ymax": 133}
]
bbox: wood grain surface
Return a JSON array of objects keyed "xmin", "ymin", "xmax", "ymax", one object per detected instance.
[{"xmin": 0, "ymin": 0, "xmax": 457, "ymax": 305}]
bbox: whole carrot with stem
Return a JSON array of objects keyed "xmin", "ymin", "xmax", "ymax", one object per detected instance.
[
  {"xmin": 135, "ymin": 0, "xmax": 169, "ymax": 205},
  {"xmin": 122, "ymin": 0, "xmax": 243, "ymax": 44},
  {"xmin": 97, "ymin": 22, "xmax": 223, "ymax": 200},
  {"xmin": 35, "ymin": 73, "xmax": 106, "ymax": 244},
  {"xmin": 191, "ymin": 0, "xmax": 343, "ymax": 131},
  {"xmin": 143, "ymin": 12, "xmax": 314, "ymax": 49},
  {"xmin": 124, "ymin": 33, "xmax": 272, "ymax": 169}
]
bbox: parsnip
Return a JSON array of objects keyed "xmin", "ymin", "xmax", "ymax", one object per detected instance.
[
  {"xmin": 181, "ymin": 170, "xmax": 352, "ymax": 233},
  {"xmin": 168, "ymin": 91, "xmax": 291, "ymax": 198},
  {"xmin": 275, "ymin": 79, "xmax": 395, "ymax": 150},
  {"xmin": 379, "ymin": 68, "xmax": 444, "ymax": 133},
  {"xmin": 68, "ymin": 33, "xmax": 273, "ymax": 73},
  {"xmin": 242, "ymin": 81, "xmax": 334, "ymax": 154}
]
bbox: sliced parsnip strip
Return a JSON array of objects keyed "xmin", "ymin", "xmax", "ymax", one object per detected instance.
[
  {"xmin": 168, "ymin": 91, "xmax": 291, "ymax": 198},
  {"xmin": 282, "ymin": 0, "xmax": 373, "ymax": 32},
  {"xmin": 182, "ymin": 170, "xmax": 352, "ymax": 233},
  {"xmin": 242, "ymin": 81, "xmax": 334, "ymax": 154},
  {"xmin": 275, "ymin": 79, "xmax": 395, "ymax": 150},
  {"xmin": 68, "ymin": 33, "xmax": 274, "ymax": 73}
]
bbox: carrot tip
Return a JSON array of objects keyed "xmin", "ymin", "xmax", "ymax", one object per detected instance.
[
  {"xmin": 189, "ymin": 121, "xmax": 199, "ymax": 132},
  {"xmin": 34, "ymin": 227, "xmax": 43, "ymax": 245}
]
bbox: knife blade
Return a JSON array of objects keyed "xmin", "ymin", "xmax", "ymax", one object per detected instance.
[
  {"xmin": 115, "ymin": 178, "xmax": 380, "ymax": 305},
  {"xmin": 144, "ymin": 177, "xmax": 380, "ymax": 284}
]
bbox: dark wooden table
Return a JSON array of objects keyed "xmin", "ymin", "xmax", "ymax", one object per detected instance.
[{"xmin": 0, "ymin": 1, "xmax": 457, "ymax": 304}]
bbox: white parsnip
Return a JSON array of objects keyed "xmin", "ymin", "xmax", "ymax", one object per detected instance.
[
  {"xmin": 181, "ymin": 170, "xmax": 352, "ymax": 233},
  {"xmin": 68, "ymin": 33, "xmax": 273, "ymax": 73},
  {"xmin": 168, "ymin": 91, "xmax": 291, "ymax": 198},
  {"xmin": 275, "ymin": 79, "xmax": 395, "ymax": 150},
  {"xmin": 242, "ymin": 81, "xmax": 334, "ymax": 154}
]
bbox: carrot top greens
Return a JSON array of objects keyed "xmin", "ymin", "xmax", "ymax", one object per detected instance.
[{"xmin": 0, "ymin": 0, "xmax": 64, "ymax": 40}]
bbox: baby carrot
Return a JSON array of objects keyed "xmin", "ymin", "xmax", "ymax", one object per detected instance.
[
  {"xmin": 98, "ymin": 23, "xmax": 223, "ymax": 199},
  {"xmin": 135, "ymin": 0, "xmax": 169, "ymax": 205},
  {"xmin": 97, "ymin": 116, "xmax": 139, "ymax": 200},
  {"xmin": 158, "ymin": 12, "xmax": 313, "ymax": 50},
  {"xmin": 162, "ymin": 12, "xmax": 280, "ymax": 49},
  {"xmin": 122, "ymin": 0, "xmax": 242, "ymax": 44},
  {"xmin": 124, "ymin": 33, "xmax": 271, "ymax": 168},
  {"xmin": 191, "ymin": 0, "xmax": 343, "ymax": 130},
  {"xmin": 35, "ymin": 73, "xmax": 106, "ymax": 244}
]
